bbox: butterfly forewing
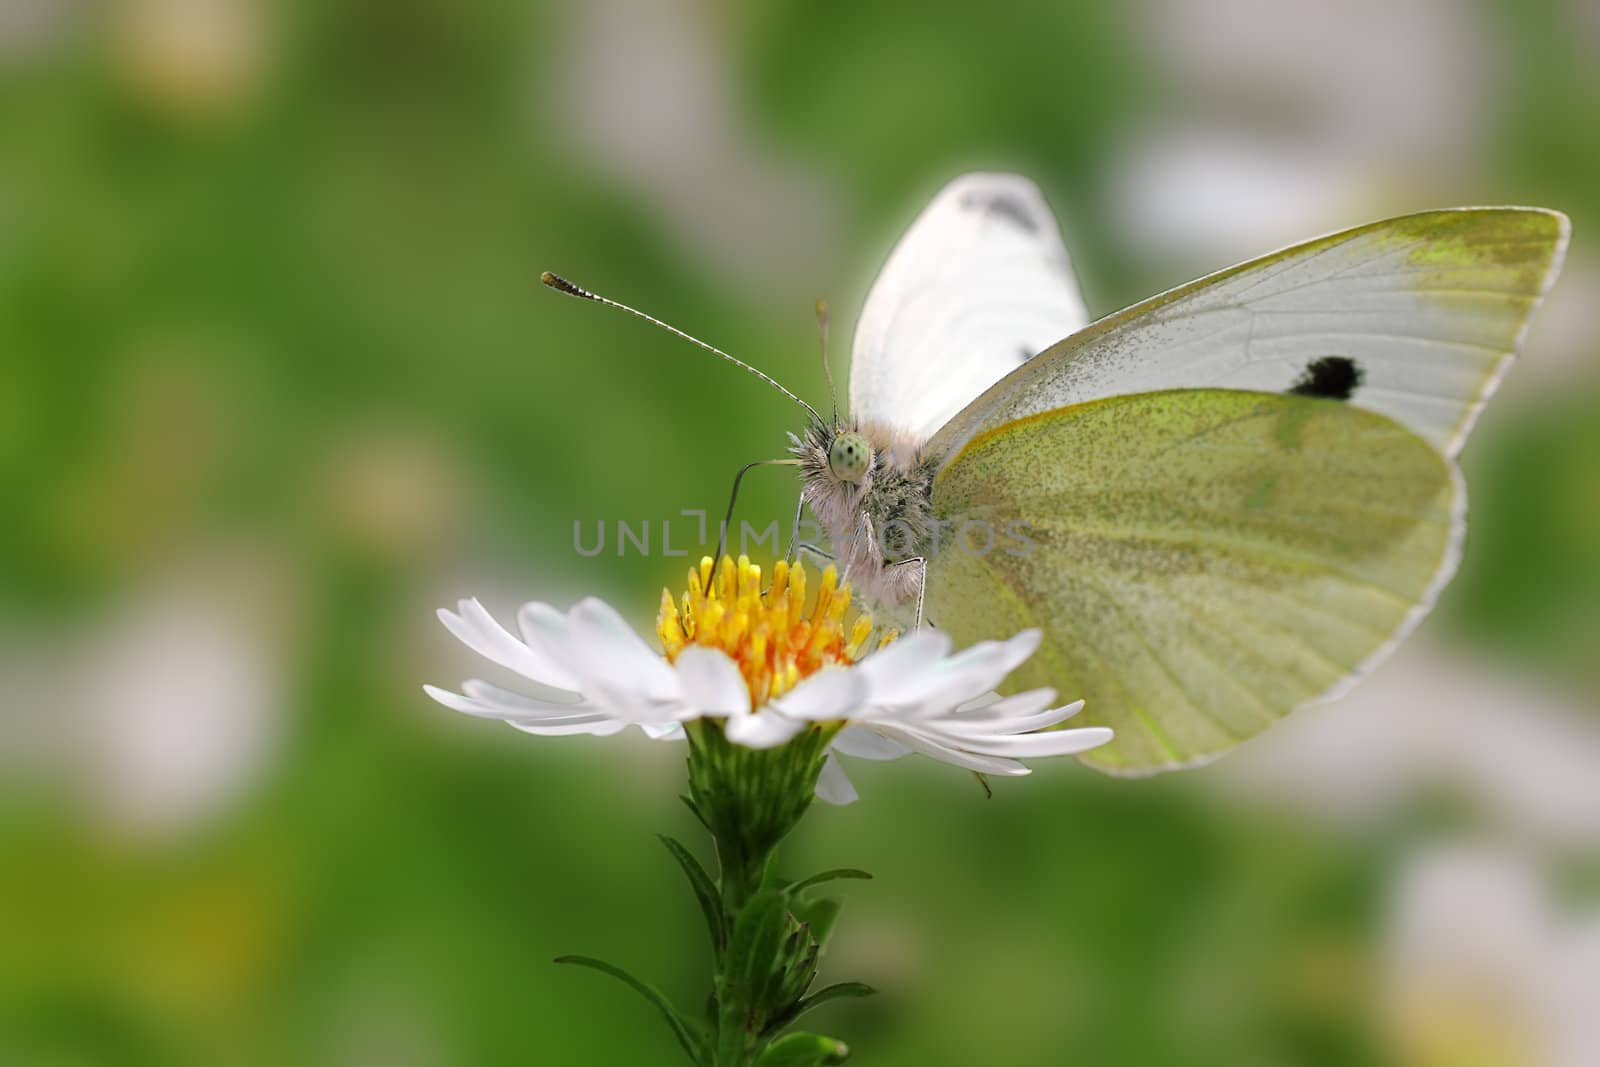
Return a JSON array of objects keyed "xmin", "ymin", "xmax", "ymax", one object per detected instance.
[
  {"xmin": 929, "ymin": 208, "xmax": 1569, "ymax": 464},
  {"xmin": 849, "ymin": 173, "xmax": 1089, "ymax": 446}
]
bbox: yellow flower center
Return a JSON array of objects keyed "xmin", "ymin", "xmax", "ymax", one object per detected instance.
[{"xmin": 658, "ymin": 555, "xmax": 886, "ymax": 709}]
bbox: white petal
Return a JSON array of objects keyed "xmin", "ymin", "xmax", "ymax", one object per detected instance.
[
  {"xmin": 773, "ymin": 668, "xmax": 868, "ymax": 722},
  {"xmin": 640, "ymin": 722, "xmax": 686, "ymax": 740},
  {"xmin": 462, "ymin": 598, "xmax": 583, "ymax": 694},
  {"xmin": 591, "ymin": 695, "xmax": 689, "ymax": 727},
  {"xmin": 994, "ymin": 628, "xmax": 1042, "ymax": 670},
  {"xmin": 875, "ymin": 724, "xmax": 1031, "ymax": 775},
  {"xmin": 424, "ymin": 682, "xmax": 502, "ymax": 717},
  {"xmin": 424, "ymin": 684, "xmax": 613, "ymax": 728},
  {"xmin": 1000, "ymin": 698, "xmax": 1088, "ymax": 734},
  {"xmin": 568, "ymin": 598, "xmax": 680, "ymax": 700},
  {"xmin": 438, "ymin": 600, "xmax": 580, "ymax": 695},
  {"xmin": 853, "ymin": 631, "xmax": 952, "ymax": 706},
  {"xmin": 461, "ymin": 679, "xmax": 583, "ymax": 714},
  {"xmin": 936, "ymin": 697, "xmax": 1085, "ymax": 737},
  {"xmin": 673, "ymin": 646, "xmax": 750, "ymax": 716},
  {"xmin": 725, "ymin": 710, "xmax": 805, "ymax": 749},
  {"xmin": 515, "ymin": 600, "xmax": 575, "ymax": 658},
  {"xmin": 509, "ymin": 718, "xmax": 630, "ymax": 737},
  {"xmin": 889, "ymin": 631, "xmax": 1046, "ymax": 720},
  {"xmin": 424, "ymin": 682, "xmax": 557, "ymax": 718},
  {"xmin": 830, "ymin": 724, "xmax": 911, "ymax": 761},
  {"xmin": 516, "ymin": 598, "xmax": 679, "ymax": 719},
  {"xmin": 519, "ymin": 598, "xmax": 681, "ymax": 724},
  {"xmin": 950, "ymin": 689, "xmax": 1060, "ymax": 722},
  {"xmin": 987, "ymin": 691, "xmax": 1074, "ymax": 718},
  {"xmin": 814, "ymin": 753, "xmax": 859, "ymax": 805},
  {"xmin": 932, "ymin": 725, "xmax": 1114, "ymax": 759},
  {"xmin": 937, "ymin": 630, "xmax": 1042, "ymax": 696}
]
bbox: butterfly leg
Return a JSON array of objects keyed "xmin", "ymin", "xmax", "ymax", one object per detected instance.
[
  {"xmin": 840, "ymin": 512, "xmax": 874, "ymax": 588},
  {"xmin": 784, "ymin": 493, "xmax": 807, "ymax": 564},
  {"xmin": 886, "ymin": 555, "xmax": 928, "ymax": 631}
]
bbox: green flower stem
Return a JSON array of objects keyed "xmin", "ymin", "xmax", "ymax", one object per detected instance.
[
  {"xmin": 557, "ymin": 721, "xmax": 870, "ymax": 1066},
  {"xmin": 687, "ymin": 720, "xmax": 841, "ymax": 1066}
]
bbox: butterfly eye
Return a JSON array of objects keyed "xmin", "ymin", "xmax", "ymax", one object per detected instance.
[{"xmin": 828, "ymin": 432, "xmax": 872, "ymax": 483}]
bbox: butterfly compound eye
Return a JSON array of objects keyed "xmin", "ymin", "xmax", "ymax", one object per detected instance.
[{"xmin": 828, "ymin": 431, "xmax": 872, "ymax": 483}]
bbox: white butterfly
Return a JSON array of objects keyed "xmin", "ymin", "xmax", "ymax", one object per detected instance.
[{"xmin": 547, "ymin": 173, "xmax": 1569, "ymax": 774}]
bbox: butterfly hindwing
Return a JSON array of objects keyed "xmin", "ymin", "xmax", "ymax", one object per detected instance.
[{"xmin": 926, "ymin": 389, "xmax": 1459, "ymax": 775}]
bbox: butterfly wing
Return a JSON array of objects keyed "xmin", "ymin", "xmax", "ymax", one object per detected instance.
[
  {"xmin": 929, "ymin": 208, "xmax": 1569, "ymax": 463},
  {"xmin": 849, "ymin": 173, "xmax": 1089, "ymax": 446},
  {"xmin": 928, "ymin": 389, "xmax": 1460, "ymax": 774}
]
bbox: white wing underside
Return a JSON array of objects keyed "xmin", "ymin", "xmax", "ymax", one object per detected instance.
[
  {"xmin": 930, "ymin": 207, "xmax": 1570, "ymax": 464},
  {"xmin": 848, "ymin": 173, "xmax": 1090, "ymax": 447}
]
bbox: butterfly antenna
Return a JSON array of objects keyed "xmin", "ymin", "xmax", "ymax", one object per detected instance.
[
  {"xmin": 816, "ymin": 298, "xmax": 838, "ymax": 427},
  {"xmin": 541, "ymin": 272, "xmax": 824, "ymax": 425}
]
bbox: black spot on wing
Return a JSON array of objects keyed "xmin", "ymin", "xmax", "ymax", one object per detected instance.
[
  {"xmin": 1018, "ymin": 344, "xmax": 1035, "ymax": 363},
  {"xmin": 1287, "ymin": 356, "xmax": 1363, "ymax": 401},
  {"xmin": 959, "ymin": 190, "xmax": 1040, "ymax": 233},
  {"xmin": 985, "ymin": 194, "xmax": 1040, "ymax": 233}
]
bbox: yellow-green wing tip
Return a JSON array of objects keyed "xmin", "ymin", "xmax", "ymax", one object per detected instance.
[{"xmin": 1388, "ymin": 206, "xmax": 1570, "ymax": 293}]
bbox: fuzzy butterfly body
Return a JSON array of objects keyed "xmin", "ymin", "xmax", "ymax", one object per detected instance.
[{"xmin": 791, "ymin": 174, "xmax": 1567, "ymax": 774}]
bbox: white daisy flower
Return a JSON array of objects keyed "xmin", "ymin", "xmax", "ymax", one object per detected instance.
[{"xmin": 425, "ymin": 556, "xmax": 1111, "ymax": 803}]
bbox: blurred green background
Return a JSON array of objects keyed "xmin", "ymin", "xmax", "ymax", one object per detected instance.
[{"xmin": 3, "ymin": 1, "xmax": 1598, "ymax": 1064}]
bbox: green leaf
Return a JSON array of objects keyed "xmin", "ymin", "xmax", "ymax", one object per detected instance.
[
  {"xmin": 791, "ymin": 896, "xmax": 842, "ymax": 949},
  {"xmin": 659, "ymin": 834, "xmax": 725, "ymax": 953},
  {"xmin": 727, "ymin": 889, "xmax": 790, "ymax": 997},
  {"xmin": 787, "ymin": 869, "xmax": 872, "ymax": 896},
  {"xmin": 680, "ymin": 793, "xmax": 711, "ymax": 832},
  {"xmin": 717, "ymin": 889, "xmax": 789, "ymax": 1063},
  {"xmin": 796, "ymin": 982, "xmax": 874, "ymax": 1016},
  {"xmin": 766, "ymin": 981, "xmax": 874, "ymax": 1036},
  {"xmin": 761, "ymin": 915, "xmax": 810, "ymax": 1014},
  {"xmin": 756, "ymin": 1032, "xmax": 851, "ymax": 1066},
  {"xmin": 554, "ymin": 955, "xmax": 702, "ymax": 1064}
]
